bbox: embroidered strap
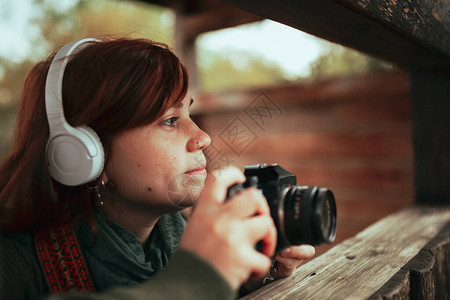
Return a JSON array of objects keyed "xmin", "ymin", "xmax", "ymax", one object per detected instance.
[{"xmin": 35, "ymin": 223, "xmax": 95, "ymax": 294}]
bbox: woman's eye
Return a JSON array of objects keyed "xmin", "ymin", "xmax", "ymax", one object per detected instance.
[{"xmin": 161, "ymin": 116, "xmax": 179, "ymax": 127}]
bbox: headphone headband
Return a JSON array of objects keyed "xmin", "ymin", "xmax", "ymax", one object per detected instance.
[{"xmin": 45, "ymin": 38, "xmax": 100, "ymax": 141}]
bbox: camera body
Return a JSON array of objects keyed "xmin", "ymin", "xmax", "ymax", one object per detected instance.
[{"xmin": 227, "ymin": 164, "xmax": 337, "ymax": 252}]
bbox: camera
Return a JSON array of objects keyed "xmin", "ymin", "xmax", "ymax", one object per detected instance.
[{"xmin": 227, "ymin": 164, "xmax": 337, "ymax": 252}]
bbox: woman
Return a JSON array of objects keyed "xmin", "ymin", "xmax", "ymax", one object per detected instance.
[{"xmin": 0, "ymin": 37, "xmax": 314, "ymax": 299}]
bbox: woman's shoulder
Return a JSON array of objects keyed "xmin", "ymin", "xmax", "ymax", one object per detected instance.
[
  {"xmin": 0, "ymin": 232, "xmax": 47, "ymax": 299},
  {"xmin": 1, "ymin": 232, "xmax": 36, "ymax": 262},
  {"xmin": 3, "ymin": 231, "xmax": 33, "ymax": 247}
]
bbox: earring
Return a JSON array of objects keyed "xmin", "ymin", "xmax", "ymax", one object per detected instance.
[{"xmin": 90, "ymin": 180, "xmax": 106, "ymax": 207}]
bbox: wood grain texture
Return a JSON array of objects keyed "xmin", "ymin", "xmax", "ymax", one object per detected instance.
[
  {"xmin": 337, "ymin": 0, "xmax": 450, "ymax": 58},
  {"xmin": 242, "ymin": 205, "xmax": 450, "ymax": 299}
]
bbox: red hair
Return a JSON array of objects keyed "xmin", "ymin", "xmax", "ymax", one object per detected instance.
[{"xmin": 0, "ymin": 38, "xmax": 188, "ymax": 232}]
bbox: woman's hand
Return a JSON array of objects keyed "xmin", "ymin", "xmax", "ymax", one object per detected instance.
[
  {"xmin": 179, "ymin": 167, "xmax": 277, "ymax": 289},
  {"xmin": 239, "ymin": 245, "xmax": 315, "ymax": 295},
  {"xmin": 274, "ymin": 245, "xmax": 315, "ymax": 277}
]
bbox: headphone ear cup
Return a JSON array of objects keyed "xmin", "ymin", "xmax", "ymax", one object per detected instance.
[{"xmin": 46, "ymin": 125, "xmax": 105, "ymax": 186}]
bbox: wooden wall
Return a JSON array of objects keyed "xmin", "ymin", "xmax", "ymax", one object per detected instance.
[{"xmin": 194, "ymin": 70, "xmax": 413, "ymax": 255}]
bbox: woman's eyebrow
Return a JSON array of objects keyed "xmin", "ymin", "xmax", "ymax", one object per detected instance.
[{"xmin": 174, "ymin": 98, "xmax": 194, "ymax": 109}]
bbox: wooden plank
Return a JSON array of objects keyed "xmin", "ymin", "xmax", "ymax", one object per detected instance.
[
  {"xmin": 411, "ymin": 71, "xmax": 450, "ymax": 205},
  {"xmin": 220, "ymin": 0, "xmax": 450, "ymax": 69},
  {"xmin": 242, "ymin": 205, "xmax": 450, "ymax": 300}
]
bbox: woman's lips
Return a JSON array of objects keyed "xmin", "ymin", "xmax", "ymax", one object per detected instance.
[{"xmin": 185, "ymin": 165, "xmax": 207, "ymax": 175}]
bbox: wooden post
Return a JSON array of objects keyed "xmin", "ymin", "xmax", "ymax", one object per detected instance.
[
  {"xmin": 411, "ymin": 71, "xmax": 450, "ymax": 205},
  {"xmin": 169, "ymin": 0, "xmax": 263, "ymax": 96},
  {"xmin": 423, "ymin": 222, "xmax": 450, "ymax": 299},
  {"xmin": 172, "ymin": 1, "xmax": 199, "ymax": 95},
  {"xmin": 367, "ymin": 269, "xmax": 410, "ymax": 300}
]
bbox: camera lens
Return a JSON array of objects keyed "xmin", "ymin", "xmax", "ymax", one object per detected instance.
[
  {"xmin": 282, "ymin": 186, "xmax": 337, "ymax": 246},
  {"xmin": 316, "ymin": 188, "xmax": 337, "ymax": 243}
]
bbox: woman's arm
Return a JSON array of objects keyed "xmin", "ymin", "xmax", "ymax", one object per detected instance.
[
  {"xmin": 0, "ymin": 236, "xmax": 47, "ymax": 300},
  {"xmin": 46, "ymin": 248, "xmax": 235, "ymax": 300}
]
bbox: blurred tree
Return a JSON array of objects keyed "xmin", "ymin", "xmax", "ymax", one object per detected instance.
[
  {"xmin": 196, "ymin": 33, "xmax": 393, "ymax": 93},
  {"xmin": 0, "ymin": 0, "xmax": 173, "ymax": 159},
  {"xmin": 309, "ymin": 42, "xmax": 392, "ymax": 80},
  {"xmin": 0, "ymin": 58, "xmax": 38, "ymax": 157},
  {"xmin": 197, "ymin": 49, "xmax": 287, "ymax": 92},
  {"xmin": 30, "ymin": 0, "xmax": 173, "ymax": 52}
]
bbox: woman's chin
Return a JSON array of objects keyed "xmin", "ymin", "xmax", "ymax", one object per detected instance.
[{"xmin": 167, "ymin": 174, "xmax": 205, "ymax": 209}]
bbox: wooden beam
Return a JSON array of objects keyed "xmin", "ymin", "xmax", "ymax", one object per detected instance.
[
  {"xmin": 183, "ymin": 5, "xmax": 264, "ymax": 42},
  {"xmin": 220, "ymin": 0, "xmax": 450, "ymax": 70},
  {"xmin": 140, "ymin": 0, "xmax": 264, "ymax": 41},
  {"xmin": 242, "ymin": 205, "xmax": 450, "ymax": 299}
]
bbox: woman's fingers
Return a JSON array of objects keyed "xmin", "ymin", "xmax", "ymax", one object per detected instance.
[
  {"xmin": 223, "ymin": 186, "xmax": 276, "ymax": 257},
  {"xmin": 274, "ymin": 256, "xmax": 298, "ymax": 276},
  {"xmin": 241, "ymin": 215, "xmax": 276, "ymax": 257},
  {"xmin": 244, "ymin": 250, "xmax": 273, "ymax": 279},
  {"xmin": 197, "ymin": 166, "xmax": 245, "ymax": 207},
  {"xmin": 274, "ymin": 245, "xmax": 316, "ymax": 277},
  {"xmin": 222, "ymin": 187, "xmax": 270, "ymax": 219},
  {"xmin": 278, "ymin": 245, "xmax": 315, "ymax": 260}
]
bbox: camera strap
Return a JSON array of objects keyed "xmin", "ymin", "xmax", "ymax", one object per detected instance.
[{"xmin": 34, "ymin": 223, "xmax": 95, "ymax": 294}]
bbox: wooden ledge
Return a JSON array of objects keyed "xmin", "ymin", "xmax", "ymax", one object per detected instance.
[{"xmin": 243, "ymin": 205, "xmax": 450, "ymax": 299}]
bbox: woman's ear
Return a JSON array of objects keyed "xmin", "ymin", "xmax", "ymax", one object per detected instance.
[{"xmin": 101, "ymin": 172, "xmax": 109, "ymax": 184}]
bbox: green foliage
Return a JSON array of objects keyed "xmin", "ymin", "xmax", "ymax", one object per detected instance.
[
  {"xmin": 0, "ymin": 58, "xmax": 38, "ymax": 158},
  {"xmin": 197, "ymin": 49, "xmax": 287, "ymax": 93},
  {"xmin": 309, "ymin": 42, "xmax": 392, "ymax": 80},
  {"xmin": 73, "ymin": 0, "xmax": 174, "ymax": 45},
  {"xmin": 0, "ymin": 0, "xmax": 173, "ymax": 159},
  {"xmin": 197, "ymin": 37, "xmax": 392, "ymax": 93}
]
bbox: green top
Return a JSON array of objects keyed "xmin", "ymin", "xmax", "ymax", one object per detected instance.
[{"xmin": 0, "ymin": 210, "xmax": 235, "ymax": 300}]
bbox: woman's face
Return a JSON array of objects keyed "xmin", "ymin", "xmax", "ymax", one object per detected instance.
[{"xmin": 105, "ymin": 96, "xmax": 211, "ymax": 213}]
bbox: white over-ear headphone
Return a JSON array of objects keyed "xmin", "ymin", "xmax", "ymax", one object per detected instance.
[{"xmin": 45, "ymin": 38, "xmax": 104, "ymax": 186}]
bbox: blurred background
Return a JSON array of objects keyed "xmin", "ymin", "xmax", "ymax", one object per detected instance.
[{"xmin": 0, "ymin": 0, "xmax": 412, "ymax": 255}]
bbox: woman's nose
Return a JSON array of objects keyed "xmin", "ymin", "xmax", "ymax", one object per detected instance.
[
  {"xmin": 188, "ymin": 126, "xmax": 211, "ymax": 152},
  {"xmin": 198, "ymin": 130, "xmax": 211, "ymax": 150}
]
